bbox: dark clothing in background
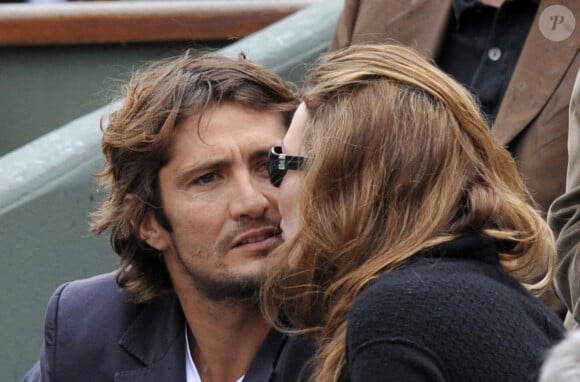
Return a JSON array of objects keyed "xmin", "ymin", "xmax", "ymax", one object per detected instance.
[
  {"xmin": 330, "ymin": 0, "xmax": 580, "ymax": 216},
  {"xmin": 437, "ymin": 0, "xmax": 539, "ymax": 124}
]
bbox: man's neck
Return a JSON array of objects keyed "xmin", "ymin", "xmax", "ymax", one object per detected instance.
[
  {"xmin": 178, "ymin": 288, "xmax": 271, "ymax": 382},
  {"xmin": 479, "ymin": 0, "xmax": 506, "ymax": 7}
]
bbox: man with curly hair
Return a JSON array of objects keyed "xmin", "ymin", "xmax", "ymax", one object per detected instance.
[{"xmin": 23, "ymin": 51, "xmax": 313, "ymax": 382}]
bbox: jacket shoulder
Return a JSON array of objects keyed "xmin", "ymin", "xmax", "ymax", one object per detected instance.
[
  {"xmin": 50, "ymin": 271, "xmax": 134, "ymax": 316},
  {"xmin": 46, "ymin": 274, "xmax": 138, "ymax": 354}
]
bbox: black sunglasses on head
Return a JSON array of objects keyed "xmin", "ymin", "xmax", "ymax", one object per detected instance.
[{"xmin": 268, "ymin": 146, "xmax": 305, "ymax": 187}]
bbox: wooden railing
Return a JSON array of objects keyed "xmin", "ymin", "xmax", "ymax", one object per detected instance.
[{"xmin": 0, "ymin": 0, "xmax": 319, "ymax": 46}]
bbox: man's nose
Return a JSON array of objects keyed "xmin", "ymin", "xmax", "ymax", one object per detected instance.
[{"xmin": 229, "ymin": 175, "xmax": 270, "ymax": 220}]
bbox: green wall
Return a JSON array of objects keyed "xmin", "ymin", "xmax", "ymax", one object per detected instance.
[{"xmin": 0, "ymin": 41, "xmax": 225, "ymax": 156}]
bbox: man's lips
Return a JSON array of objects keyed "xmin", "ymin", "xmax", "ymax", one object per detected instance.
[{"xmin": 231, "ymin": 226, "xmax": 281, "ymax": 249}]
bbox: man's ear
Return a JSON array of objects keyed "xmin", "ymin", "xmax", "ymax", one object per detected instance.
[
  {"xmin": 125, "ymin": 194, "xmax": 169, "ymax": 252},
  {"xmin": 139, "ymin": 209, "xmax": 170, "ymax": 252}
]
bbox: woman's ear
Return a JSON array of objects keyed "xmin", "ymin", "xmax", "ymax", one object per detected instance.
[{"xmin": 125, "ymin": 194, "xmax": 169, "ymax": 252}]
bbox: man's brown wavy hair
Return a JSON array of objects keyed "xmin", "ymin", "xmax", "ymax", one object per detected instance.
[{"xmin": 91, "ymin": 51, "xmax": 297, "ymax": 303}]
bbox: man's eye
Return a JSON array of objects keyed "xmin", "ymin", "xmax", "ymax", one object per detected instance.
[{"xmin": 194, "ymin": 172, "xmax": 218, "ymax": 185}]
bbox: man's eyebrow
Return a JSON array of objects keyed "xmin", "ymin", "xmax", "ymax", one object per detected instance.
[{"xmin": 247, "ymin": 148, "xmax": 270, "ymax": 161}]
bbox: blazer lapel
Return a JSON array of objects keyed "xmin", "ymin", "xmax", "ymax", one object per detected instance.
[
  {"xmin": 243, "ymin": 329, "xmax": 285, "ymax": 381},
  {"xmin": 494, "ymin": 0, "xmax": 580, "ymax": 145},
  {"xmin": 349, "ymin": 0, "xmax": 453, "ymax": 59},
  {"xmin": 115, "ymin": 297, "xmax": 186, "ymax": 382}
]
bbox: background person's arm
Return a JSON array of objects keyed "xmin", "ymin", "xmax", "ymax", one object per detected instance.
[{"xmin": 549, "ymin": 69, "xmax": 580, "ymax": 326}]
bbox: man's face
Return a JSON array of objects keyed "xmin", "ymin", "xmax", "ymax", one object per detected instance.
[{"xmin": 142, "ymin": 102, "xmax": 286, "ymax": 301}]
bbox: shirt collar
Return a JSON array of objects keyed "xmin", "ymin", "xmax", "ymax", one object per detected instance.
[{"xmin": 452, "ymin": 0, "xmax": 540, "ymax": 22}]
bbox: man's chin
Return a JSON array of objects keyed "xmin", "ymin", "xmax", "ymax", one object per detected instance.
[{"xmin": 193, "ymin": 275, "xmax": 263, "ymax": 302}]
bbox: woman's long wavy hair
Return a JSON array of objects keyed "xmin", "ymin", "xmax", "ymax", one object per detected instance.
[
  {"xmin": 261, "ymin": 44, "xmax": 556, "ymax": 382},
  {"xmin": 91, "ymin": 51, "xmax": 297, "ymax": 303}
]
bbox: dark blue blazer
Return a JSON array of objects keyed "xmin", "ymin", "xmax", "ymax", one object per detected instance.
[{"xmin": 23, "ymin": 272, "xmax": 314, "ymax": 382}]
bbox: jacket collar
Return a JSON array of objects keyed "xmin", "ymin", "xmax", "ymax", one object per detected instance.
[
  {"xmin": 112, "ymin": 296, "xmax": 297, "ymax": 382},
  {"xmin": 417, "ymin": 233, "xmax": 501, "ymax": 264},
  {"xmin": 374, "ymin": 0, "xmax": 453, "ymax": 58},
  {"xmin": 453, "ymin": 0, "xmax": 541, "ymax": 22},
  {"xmin": 493, "ymin": 0, "xmax": 580, "ymax": 144},
  {"xmin": 243, "ymin": 329, "xmax": 286, "ymax": 381},
  {"xmin": 115, "ymin": 297, "xmax": 186, "ymax": 382}
]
